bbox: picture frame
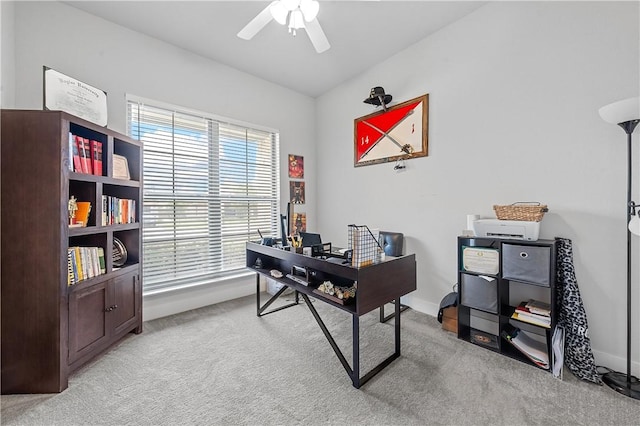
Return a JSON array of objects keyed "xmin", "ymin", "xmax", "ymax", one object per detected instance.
[
  {"xmin": 43, "ymin": 66, "xmax": 108, "ymax": 127},
  {"xmin": 112, "ymin": 154, "xmax": 130, "ymax": 180},
  {"xmin": 288, "ymin": 154, "xmax": 304, "ymax": 178},
  {"xmin": 354, "ymin": 94, "xmax": 428, "ymax": 167},
  {"xmin": 289, "ymin": 181, "xmax": 305, "ymax": 204}
]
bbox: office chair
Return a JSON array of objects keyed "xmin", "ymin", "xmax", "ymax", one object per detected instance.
[{"xmin": 379, "ymin": 231, "xmax": 411, "ymax": 323}]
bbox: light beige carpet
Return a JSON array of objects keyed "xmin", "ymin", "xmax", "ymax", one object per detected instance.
[{"xmin": 2, "ymin": 294, "xmax": 639, "ymax": 425}]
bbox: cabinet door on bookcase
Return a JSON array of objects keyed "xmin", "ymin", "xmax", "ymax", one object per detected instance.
[
  {"xmin": 111, "ymin": 271, "xmax": 141, "ymax": 336},
  {"xmin": 68, "ymin": 282, "xmax": 109, "ymax": 364}
]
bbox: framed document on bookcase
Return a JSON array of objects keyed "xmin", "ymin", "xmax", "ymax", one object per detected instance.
[
  {"xmin": 112, "ymin": 154, "xmax": 130, "ymax": 180},
  {"xmin": 43, "ymin": 67, "xmax": 108, "ymax": 127}
]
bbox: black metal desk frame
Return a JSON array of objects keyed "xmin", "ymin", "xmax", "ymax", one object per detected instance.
[{"xmin": 248, "ymin": 243, "xmax": 416, "ymax": 389}]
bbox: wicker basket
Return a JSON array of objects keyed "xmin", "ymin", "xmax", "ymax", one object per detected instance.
[{"xmin": 493, "ymin": 202, "xmax": 548, "ymax": 222}]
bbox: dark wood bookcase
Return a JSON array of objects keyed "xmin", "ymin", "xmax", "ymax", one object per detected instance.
[
  {"xmin": 1, "ymin": 110, "xmax": 143, "ymax": 394},
  {"xmin": 457, "ymin": 236, "xmax": 558, "ymax": 373}
]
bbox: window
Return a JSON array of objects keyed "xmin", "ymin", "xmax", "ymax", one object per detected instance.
[{"xmin": 127, "ymin": 97, "xmax": 279, "ymax": 293}]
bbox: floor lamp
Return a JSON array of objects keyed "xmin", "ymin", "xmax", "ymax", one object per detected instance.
[{"xmin": 599, "ymin": 96, "xmax": 640, "ymax": 399}]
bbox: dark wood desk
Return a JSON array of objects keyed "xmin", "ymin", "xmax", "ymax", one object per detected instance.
[{"xmin": 246, "ymin": 242, "xmax": 417, "ymax": 388}]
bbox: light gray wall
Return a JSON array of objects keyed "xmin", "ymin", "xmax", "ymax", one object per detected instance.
[
  {"xmin": 9, "ymin": 1, "xmax": 317, "ymax": 320},
  {"xmin": 1, "ymin": 0, "xmax": 15, "ymax": 107},
  {"xmin": 316, "ymin": 1, "xmax": 639, "ymax": 375}
]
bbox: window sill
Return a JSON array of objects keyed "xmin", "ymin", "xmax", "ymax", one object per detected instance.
[{"xmin": 143, "ymin": 271, "xmax": 255, "ymax": 297}]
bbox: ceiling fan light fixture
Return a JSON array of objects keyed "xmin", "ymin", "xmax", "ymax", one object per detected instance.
[
  {"xmin": 270, "ymin": 1, "xmax": 288, "ymax": 25},
  {"xmin": 300, "ymin": 0, "xmax": 319, "ymax": 22},
  {"xmin": 288, "ymin": 8, "xmax": 305, "ymax": 35}
]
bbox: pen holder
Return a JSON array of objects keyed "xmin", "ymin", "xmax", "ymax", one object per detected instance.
[{"xmin": 295, "ymin": 247, "xmax": 304, "ymax": 254}]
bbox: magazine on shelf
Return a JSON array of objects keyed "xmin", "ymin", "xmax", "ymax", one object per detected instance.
[{"xmin": 501, "ymin": 326, "xmax": 549, "ymax": 370}]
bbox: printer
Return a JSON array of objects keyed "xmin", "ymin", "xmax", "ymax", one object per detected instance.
[{"xmin": 472, "ymin": 219, "xmax": 540, "ymax": 241}]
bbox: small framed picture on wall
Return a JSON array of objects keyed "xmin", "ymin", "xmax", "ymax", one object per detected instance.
[
  {"xmin": 288, "ymin": 154, "xmax": 304, "ymax": 179},
  {"xmin": 290, "ymin": 181, "xmax": 305, "ymax": 204},
  {"xmin": 292, "ymin": 212, "xmax": 307, "ymax": 234}
]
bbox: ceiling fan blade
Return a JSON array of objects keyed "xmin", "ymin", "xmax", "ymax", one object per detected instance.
[
  {"xmin": 237, "ymin": 2, "xmax": 276, "ymax": 40},
  {"xmin": 305, "ymin": 18, "xmax": 330, "ymax": 53}
]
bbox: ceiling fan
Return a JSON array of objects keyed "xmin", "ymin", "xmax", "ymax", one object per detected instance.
[{"xmin": 237, "ymin": 0, "xmax": 330, "ymax": 53}]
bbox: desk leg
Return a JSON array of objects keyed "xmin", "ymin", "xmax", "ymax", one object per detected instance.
[
  {"xmin": 352, "ymin": 315, "xmax": 361, "ymax": 388},
  {"xmin": 300, "ymin": 293, "xmax": 400, "ymax": 389},
  {"xmin": 395, "ymin": 298, "xmax": 401, "ymax": 355}
]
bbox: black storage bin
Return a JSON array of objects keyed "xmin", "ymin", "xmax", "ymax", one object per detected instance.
[
  {"xmin": 502, "ymin": 244, "xmax": 551, "ymax": 286},
  {"xmin": 470, "ymin": 328, "xmax": 499, "ymax": 350},
  {"xmin": 460, "ymin": 273, "xmax": 498, "ymax": 313}
]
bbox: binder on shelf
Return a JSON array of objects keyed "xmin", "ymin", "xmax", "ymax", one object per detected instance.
[{"xmin": 90, "ymin": 140, "xmax": 103, "ymax": 176}]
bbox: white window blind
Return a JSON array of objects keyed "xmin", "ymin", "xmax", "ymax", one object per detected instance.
[{"xmin": 127, "ymin": 99, "xmax": 279, "ymax": 293}]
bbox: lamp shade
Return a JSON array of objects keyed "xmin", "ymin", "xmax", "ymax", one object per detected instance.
[{"xmin": 599, "ymin": 97, "xmax": 640, "ymax": 124}]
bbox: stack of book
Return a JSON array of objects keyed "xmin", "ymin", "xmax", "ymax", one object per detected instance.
[
  {"xmin": 511, "ymin": 299, "xmax": 551, "ymax": 328},
  {"xmin": 67, "ymin": 246, "xmax": 106, "ymax": 286},
  {"xmin": 69, "ymin": 133, "xmax": 103, "ymax": 176}
]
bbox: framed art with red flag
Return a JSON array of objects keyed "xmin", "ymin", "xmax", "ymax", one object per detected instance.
[{"xmin": 354, "ymin": 94, "xmax": 428, "ymax": 167}]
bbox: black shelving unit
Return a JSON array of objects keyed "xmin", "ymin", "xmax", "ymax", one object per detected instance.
[{"xmin": 457, "ymin": 236, "xmax": 558, "ymax": 372}]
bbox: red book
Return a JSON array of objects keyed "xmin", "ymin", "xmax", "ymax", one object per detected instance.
[
  {"xmin": 90, "ymin": 140, "xmax": 103, "ymax": 176},
  {"xmin": 75, "ymin": 136, "xmax": 88, "ymax": 173},
  {"xmin": 82, "ymin": 137, "xmax": 93, "ymax": 174},
  {"xmin": 71, "ymin": 134, "xmax": 83, "ymax": 173}
]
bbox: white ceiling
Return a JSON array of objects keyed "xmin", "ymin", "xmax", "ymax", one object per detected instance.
[{"xmin": 64, "ymin": 1, "xmax": 486, "ymax": 98}]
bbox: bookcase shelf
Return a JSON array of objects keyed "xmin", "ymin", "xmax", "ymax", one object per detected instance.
[
  {"xmin": 1, "ymin": 109, "xmax": 143, "ymax": 394},
  {"xmin": 456, "ymin": 236, "xmax": 558, "ymax": 373}
]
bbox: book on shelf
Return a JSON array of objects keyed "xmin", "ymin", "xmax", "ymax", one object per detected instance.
[
  {"xmin": 524, "ymin": 299, "xmax": 551, "ymax": 316},
  {"xmin": 511, "ymin": 311, "xmax": 551, "ymax": 328},
  {"xmin": 67, "ymin": 248, "xmax": 76, "ymax": 286},
  {"xmin": 98, "ymin": 247, "xmax": 106, "ymax": 274},
  {"xmin": 74, "ymin": 136, "xmax": 88, "ymax": 173},
  {"xmin": 72, "ymin": 247, "xmax": 83, "ymax": 282},
  {"xmin": 90, "ymin": 140, "xmax": 103, "ymax": 176},
  {"xmin": 101, "ymin": 195, "xmax": 136, "ymax": 226},
  {"xmin": 501, "ymin": 326, "xmax": 549, "ymax": 370},
  {"xmin": 67, "ymin": 246, "xmax": 106, "ymax": 284},
  {"xmin": 82, "ymin": 138, "xmax": 93, "ymax": 174},
  {"xmin": 512, "ymin": 300, "xmax": 551, "ymax": 328},
  {"xmin": 70, "ymin": 133, "xmax": 82, "ymax": 173}
]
